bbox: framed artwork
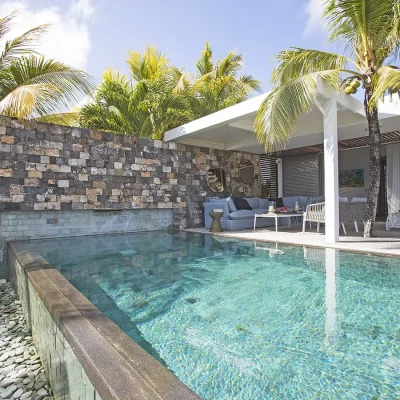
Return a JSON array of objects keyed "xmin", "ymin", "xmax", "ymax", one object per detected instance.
[{"xmin": 339, "ymin": 169, "xmax": 364, "ymax": 187}]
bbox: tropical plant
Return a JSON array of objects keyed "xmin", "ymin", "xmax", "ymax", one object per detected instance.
[
  {"xmin": 176, "ymin": 42, "xmax": 261, "ymax": 118},
  {"xmin": 80, "ymin": 43, "xmax": 261, "ymax": 138},
  {"xmin": 0, "ymin": 12, "xmax": 93, "ymax": 122},
  {"xmin": 255, "ymin": 0, "xmax": 400, "ymax": 238},
  {"xmin": 79, "ymin": 47, "xmax": 191, "ymax": 139}
]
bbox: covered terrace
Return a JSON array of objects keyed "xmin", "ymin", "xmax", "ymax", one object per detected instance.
[{"xmin": 165, "ymin": 79, "xmax": 400, "ymax": 245}]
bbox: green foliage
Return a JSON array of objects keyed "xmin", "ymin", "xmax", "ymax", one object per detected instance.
[
  {"xmin": 79, "ymin": 43, "xmax": 260, "ymax": 139},
  {"xmin": 255, "ymin": 0, "xmax": 400, "ymax": 151},
  {"xmin": 0, "ymin": 12, "xmax": 93, "ymax": 121}
]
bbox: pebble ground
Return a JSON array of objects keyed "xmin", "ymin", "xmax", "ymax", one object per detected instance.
[{"xmin": 0, "ymin": 282, "xmax": 52, "ymax": 400}]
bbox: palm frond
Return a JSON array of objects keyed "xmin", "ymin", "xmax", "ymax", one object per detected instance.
[
  {"xmin": 255, "ymin": 71, "xmax": 341, "ymax": 152},
  {"xmin": 196, "ymin": 42, "xmax": 214, "ymax": 76},
  {"xmin": 370, "ymin": 65, "xmax": 400, "ymax": 108},
  {"xmin": 0, "ymin": 24, "xmax": 48, "ymax": 68},
  {"xmin": 0, "ymin": 55, "xmax": 94, "ymax": 119},
  {"xmin": 325, "ymin": 0, "xmax": 396, "ymax": 66},
  {"xmin": 38, "ymin": 111, "xmax": 80, "ymax": 126},
  {"xmin": 127, "ymin": 46, "xmax": 170, "ymax": 82},
  {"xmin": 0, "ymin": 12, "xmax": 15, "ymax": 40},
  {"xmin": 271, "ymin": 47, "xmax": 357, "ymax": 85}
]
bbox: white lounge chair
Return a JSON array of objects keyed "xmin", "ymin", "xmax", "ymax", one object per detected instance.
[
  {"xmin": 386, "ymin": 212, "xmax": 400, "ymax": 231},
  {"xmin": 302, "ymin": 202, "xmax": 348, "ymax": 235}
]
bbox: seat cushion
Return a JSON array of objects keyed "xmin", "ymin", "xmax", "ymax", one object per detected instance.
[
  {"xmin": 228, "ymin": 209, "xmax": 256, "ymax": 220},
  {"xmin": 245, "ymin": 197, "xmax": 259, "ymax": 209},
  {"xmin": 339, "ymin": 197, "xmax": 349, "ymax": 202},
  {"xmin": 233, "ymin": 197, "xmax": 252, "ymax": 210}
]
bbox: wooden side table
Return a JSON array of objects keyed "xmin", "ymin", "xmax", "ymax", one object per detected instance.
[{"xmin": 209, "ymin": 211, "xmax": 224, "ymax": 232}]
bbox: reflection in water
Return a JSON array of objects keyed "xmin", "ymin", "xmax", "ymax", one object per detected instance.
[{"xmin": 325, "ymin": 248, "xmax": 337, "ymax": 346}]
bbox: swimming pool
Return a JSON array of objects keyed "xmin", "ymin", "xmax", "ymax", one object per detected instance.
[{"xmin": 19, "ymin": 231, "xmax": 400, "ymax": 399}]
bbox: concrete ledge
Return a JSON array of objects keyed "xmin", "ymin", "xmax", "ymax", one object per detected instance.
[{"xmin": 7, "ymin": 241, "xmax": 200, "ymax": 400}]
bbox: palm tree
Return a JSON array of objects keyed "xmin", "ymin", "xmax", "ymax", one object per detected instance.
[
  {"xmin": 255, "ymin": 0, "xmax": 400, "ymax": 238},
  {"xmin": 79, "ymin": 47, "xmax": 191, "ymax": 139},
  {"xmin": 0, "ymin": 12, "xmax": 93, "ymax": 122},
  {"xmin": 177, "ymin": 42, "xmax": 261, "ymax": 118}
]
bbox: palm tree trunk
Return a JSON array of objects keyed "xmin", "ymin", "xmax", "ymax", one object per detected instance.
[{"xmin": 363, "ymin": 88, "xmax": 381, "ymax": 238}]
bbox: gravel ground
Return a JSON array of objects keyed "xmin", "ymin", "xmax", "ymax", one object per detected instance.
[{"xmin": 0, "ymin": 281, "xmax": 52, "ymax": 400}]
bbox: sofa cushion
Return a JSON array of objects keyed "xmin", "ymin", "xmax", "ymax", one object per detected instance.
[
  {"xmin": 283, "ymin": 196, "xmax": 299, "ymax": 209},
  {"xmin": 227, "ymin": 197, "xmax": 237, "ymax": 212},
  {"xmin": 350, "ymin": 197, "xmax": 367, "ymax": 203},
  {"xmin": 245, "ymin": 197, "xmax": 259, "ymax": 209},
  {"xmin": 313, "ymin": 196, "xmax": 324, "ymax": 203},
  {"xmin": 228, "ymin": 209, "xmax": 256, "ymax": 220},
  {"xmin": 233, "ymin": 197, "xmax": 252, "ymax": 210},
  {"xmin": 258, "ymin": 198, "xmax": 269, "ymax": 209},
  {"xmin": 298, "ymin": 196, "xmax": 311, "ymax": 209},
  {"xmin": 339, "ymin": 197, "xmax": 349, "ymax": 202}
]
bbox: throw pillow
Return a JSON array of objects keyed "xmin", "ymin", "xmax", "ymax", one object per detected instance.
[
  {"xmin": 227, "ymin": 197, "xmax": 237, "ymax": 212},
  {"xmin": 233, "ymin": 197, "xmax": 252, "ymax": 210},
  {"xmin": 275, "ymin": 197, "xmax": 284, "ymax": 208}
]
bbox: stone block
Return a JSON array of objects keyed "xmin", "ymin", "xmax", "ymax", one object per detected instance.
[
  {"xmin": 57, "ymin": 180, "xmax": 69, "ymax": 188},
  {"xmin": 79, "ymin": 174, "xmax": 88, "ymax": 181},
  {"xmin": 28, "ymin": 170, "xmax": 42, "ymax": 179},
  {"xmin": 0, "ymin": 168, "xmax": 13, "ymax": 177},
  {"xmin": 90, "ymin": 130, "xmax": 102, "ymax": 140},
  {"xmin": 60, "ymin": 165, "xmax": 71, "ymax": 173},
  {"xmin": 0, "ymin": 143, "xmax": 11, "ymax": 152},
  {"xmin": 24, "ymin": 178, "xmax": 40, "ymax": 186},
  {"xmin": 72, "ymin": 144, "xmax": 83, "ymax": 151},
  {"xmin": 141, "ymin": 172, "xmax": 150, "ymax": 178},
  {"xmin": 44, "ymin": 148, "xmax": 59, "ymax": 156},
  {"xmin": 1, "ymin": 136, "xmax": 14, "ymax": 144}
]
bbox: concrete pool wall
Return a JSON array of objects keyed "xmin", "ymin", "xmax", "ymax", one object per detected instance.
[{"xmin": 7, "ymin": 241, "xmax": 200, "ymax": 400}]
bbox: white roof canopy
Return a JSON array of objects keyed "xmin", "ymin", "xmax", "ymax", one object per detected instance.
[{"xmin": 164, "ymin": 81, "xmax": 399, "ymax": 154}]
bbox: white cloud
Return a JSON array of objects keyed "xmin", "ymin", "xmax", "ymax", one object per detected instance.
[
  {"xmin": 303, "ymin": 0, "xmax": 326, "ymax": 36},
  {"xmin": 0, "ymin": 0, "xmax": 94, "ymax": 70}
]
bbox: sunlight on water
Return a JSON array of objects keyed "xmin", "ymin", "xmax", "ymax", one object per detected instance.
[{"xmin": 19, "ymin": 232, "xmax": 400, "ymax": 399}]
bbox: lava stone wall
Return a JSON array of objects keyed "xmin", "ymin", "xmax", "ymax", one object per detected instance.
[{"xmin": 0, "ymin": 116, "xmax": 260, "ymax": 231}]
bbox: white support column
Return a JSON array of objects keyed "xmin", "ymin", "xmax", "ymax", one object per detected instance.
[
  {"xmin": 323, "ymin": 98, "xmax": 339, "ymax": 243},
  {"xmin": 277, "ymin": 158, "xmax": 283, "ymax": 198}
]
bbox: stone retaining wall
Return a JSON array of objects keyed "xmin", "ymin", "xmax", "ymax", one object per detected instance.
[
  {"xmin": 0, "ymin": 117, "xmax": 259, "ymax": 220},
  {"xmin": 0, "ymin": 116, "xmax": 260, "ymax": 245}
]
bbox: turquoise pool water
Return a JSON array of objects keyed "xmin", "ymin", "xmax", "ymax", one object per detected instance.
[{"xmin": 19, "ymin": 232, "xmax": 400, "ymax": 399}]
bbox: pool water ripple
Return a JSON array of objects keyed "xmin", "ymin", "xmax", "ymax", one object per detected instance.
[{"xmin": 19, "ymin": 232, "xmax": 400, "ymax": 399}]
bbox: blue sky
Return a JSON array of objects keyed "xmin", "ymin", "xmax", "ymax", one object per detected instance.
[{"xmin": 1, "ymin": 0, "xmax": 332, "ymax": 92}]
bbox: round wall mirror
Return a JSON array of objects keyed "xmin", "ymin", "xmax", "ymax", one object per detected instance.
[{"xmin": 238, "ymin": 159, "xmax": 255, "ymax": 185}]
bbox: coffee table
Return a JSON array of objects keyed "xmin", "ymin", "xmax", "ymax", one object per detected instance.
[{"xmin": 254, "ymin": 212, "xmax": 303, "ymax": 232}]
